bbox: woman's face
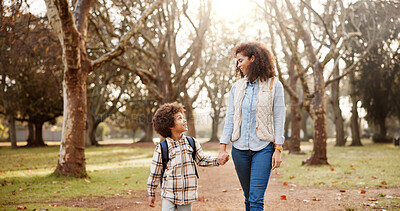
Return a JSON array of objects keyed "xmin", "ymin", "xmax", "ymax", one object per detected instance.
[{"xmin": 236, "ymin": 52, "xmax": 254, "ymax": 76}]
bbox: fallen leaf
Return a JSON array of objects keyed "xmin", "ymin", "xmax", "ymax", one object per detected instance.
[
  {"xmin": 108, "ymin": 187, "xmax": 112, "ymax": 190},
  {"xmin": 319, "ymin": 182, "xmax": 325, "ymax": 185},
  {"xmin": 125, "ymin": 177, "xmax": 130, "ymax": 179},
  {"xmin": 222, "ymin": 189, "xmax": 228, "ymax": 192},
  {"xmin": 49, "ymin": 204, "xmax": 59, "ymax": 207},
  {"xmin": 198, "ymin": 197, "xmax": 208, "ymax": 202},
  {"xmin": 372, "ymin": 176, "xmax": 378, "ymax": 179},
  {"xmin": 360, "ymin": 190, "xmax": 366, "ymax": 194},
  {"xmin": 283, "ymin": 182, "xmax": 288, "ymax": 186},
  {"xmin": 381, "ymin": 181, "xmax": 387, "ymax": 185},
  {"xmin": 289, "ymin": 176, "xmax": 295, "ymax": 179},
  {"xmin": 280, "ymin": 195, "xmax": 287, "ymax": 200},
  {"xmin": 73, "ymin": 205, "xmax": 79, "ymax": 207},
  {"xmin": 312, "ymin": 197, "xmax": 321, "ymax": 201},
  {"xmin": 84, "ymin": 179, "xmax": 91, "ymax": 183},
  {"xmin": 17, "ymin": 205, "xmax": 27, "ymax": 210},
  {"xmin": 339, "ymin": 190, "xmax": 346, "ymax": 192},
  {"xmin": 330, "ymin": 167, "xmax": 335, "ymax": 171},
  {"xmin": 54, "ymin": 191, "xmax": 60, "ymax": 194}
]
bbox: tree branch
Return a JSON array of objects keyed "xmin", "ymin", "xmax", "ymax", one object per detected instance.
[{"xmin": 91, "ymin": 0, "xmax": 163, "ymax": 70}]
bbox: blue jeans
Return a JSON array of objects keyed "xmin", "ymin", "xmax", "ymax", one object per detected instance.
[{"xmin": 232, "ymin": 143, "xmax": 274, "ymax": 211}]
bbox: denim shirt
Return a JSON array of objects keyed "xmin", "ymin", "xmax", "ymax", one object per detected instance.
[{"xmin": 220, "ymin": 78, "xmax": 286, "ymax": 151}]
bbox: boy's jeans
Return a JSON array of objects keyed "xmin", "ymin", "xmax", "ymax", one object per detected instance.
[
  {"xmin": 232, "ymin": 143, "xmax": 274, "ymax": 211},
  {"xmin": 162, "ymin": 198, "xmax": 192, "ymax": 211}
]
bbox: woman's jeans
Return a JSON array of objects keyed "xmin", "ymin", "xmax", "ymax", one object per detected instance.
[{"xmin": 232, "ymin": 143, "xmax": 274, "ymax": 211}]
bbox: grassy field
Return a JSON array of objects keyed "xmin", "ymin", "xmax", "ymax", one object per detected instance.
[
  {"xmin": 279, "ymin": 139, "xmax": 400, "ymax": 188},
  {"xmin": 0, "ymin": 145, "xmax": 154, "ymax": 210},
  {"xmin": 0, "ymin": 138, "xmax": 399, "ymax": 210}
]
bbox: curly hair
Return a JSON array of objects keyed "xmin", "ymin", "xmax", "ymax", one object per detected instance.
[
  {"xmin": 233, "ymin": 42, "xmax": 277, "ymax": 82},
  {"xmin": 152, "ymin": 102, "xmax": 185, "ymax": 138}
]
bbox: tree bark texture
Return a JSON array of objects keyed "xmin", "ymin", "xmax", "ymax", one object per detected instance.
[
  {"xmin": 302, "ymin": 64, "xmax": 329, "ymax": 165},
  {"xmin": 288, "ymin": 58, "xmax": 303, "ymax": 153},
  {"xmin": 331, "ymin": 58, "xmax": 345, "ymax": 146},
  {"xmin": 7, "ymin": 114, "xmax": 17, "ymax": 149},
  {"xmin": 349, "ymin": 71, "xmax": 362, "ymax": 146}
]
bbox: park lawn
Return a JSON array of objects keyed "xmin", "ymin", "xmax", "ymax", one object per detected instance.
[
  {"xmin": 1, "ymin": 139, "xmax": 399, "ymax": 210},
  {"xmin": 279, "ymin": 139, "xmax": 400, "ymax": 188},
  {"xmin": 0, "ymin": 145, "xmax": 154, "ymax": 210}
]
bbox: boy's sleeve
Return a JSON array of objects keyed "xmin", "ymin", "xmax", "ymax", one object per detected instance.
[
  {"xmin": 147, "ymin": 144, "xmax": 163, "ymax": 197},
  {"xmin": 193, "ymin": 138, "xmax": 219, "ymax": 167}
]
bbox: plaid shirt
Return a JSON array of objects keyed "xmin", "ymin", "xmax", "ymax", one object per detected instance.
[{"xmin": 147, "ymin": 135, "xmax": 219, "ymax": 205}]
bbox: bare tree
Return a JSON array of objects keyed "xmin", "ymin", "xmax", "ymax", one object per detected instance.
[
  {"xmin": 262, "ymin": 0, "xmax": 369, "ymax": 165},
  {"xmin": 44, "ymin": 0, "xmax": 162, "ymax": 177}
]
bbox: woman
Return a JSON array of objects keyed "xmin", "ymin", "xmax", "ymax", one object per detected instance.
[{"xmin": 218, "ymin": 42, "xmax": 286, "ymax": 211}]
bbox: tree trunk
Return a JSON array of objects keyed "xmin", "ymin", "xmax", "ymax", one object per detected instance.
[
  {"xmin": 33, "ymin": 121, "xmax": 46, "ymax": 146},
  {"xmin": 85, "ymin": 113, "xmax": 99, "ymax": 147},
  {"xmin": 184, "ymin": 93, "xmax": 196, "ymax": 137},
  {"xmin": 132, "ymin": 128, "xmax": 137, "ymax": 143},
  {"xmin": 303, "ymin": 64, "xmax": 329, "ymax": 165},
  {"xmin": 209, "ymin": 115, "xmax": 220, "ymax": 142},
  {"xmin": 7, "ymin": 114, "xmax": 17, "ymax": 149},
  {"xmin": 349, "ymin": 71, "xmax": 362, "ymax": 146},
  {"xmin": 156, "ymin": 57, "xmax": 174, "ymax": 104},
  {"xmin": 140, "ymin": 123, "xmax": 154, "ymax": 142},
  {"xmin": 331, "ymin": 60, "xmax": 345, "ymax": 146},
  {"xmin": 301, "ymin": 110, "xmax": 310, "ymax": 141},
  {"xmin": 54, "ymin": 70, "xmax": 88, "ymax": 177},
  {"xmin": 287, "ymin": 58, "xmax": 303, "ymax": 154},
  {"xmin": 26, "ymin": 121, "xmax": 35, "ymax": 146}
]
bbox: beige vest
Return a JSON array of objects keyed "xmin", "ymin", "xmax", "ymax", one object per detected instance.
[{"xmin": 231, "ymin": 77, "xmax": 277, "ymax": 142}]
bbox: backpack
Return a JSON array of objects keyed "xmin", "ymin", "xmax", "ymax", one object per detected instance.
[{"xmin": 159, "ymin": 136, "xmax": 199, "ymax": 185}]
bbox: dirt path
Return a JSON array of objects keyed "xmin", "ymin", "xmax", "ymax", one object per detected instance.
[{"xmin": 60, "ymin": 144, "xmax": 400, "ymax": 210}]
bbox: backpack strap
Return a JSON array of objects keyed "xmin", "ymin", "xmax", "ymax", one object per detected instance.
[
  {"xmin": 160, "ymin": 140, "xmax": 168, "ymax": 185},
  {"xmin": 186, "ymin": 136, "xmax": 199, "ymax": 179}
]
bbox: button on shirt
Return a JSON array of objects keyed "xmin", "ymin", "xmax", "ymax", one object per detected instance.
[{"xmin": 220, "ymin": 78, "xmax": 286, "ymax": 151}]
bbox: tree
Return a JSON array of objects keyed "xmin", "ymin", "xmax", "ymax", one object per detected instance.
[
  {"xmin": 0, "ymin": 2, "xmax": 63, "ymax": 148},
  {"xmin": 86, "ymin": 65, "xmax": 129, "ymax": 146},
  {"xmin": 262, "ymin": 0, "xmax": 368, "ymax": 165},
  {"xmin": 44, "ymin": 0, "xmax": 162, "ymax": 177},
  {"xmin": 91, "ymin": 0, "xmax": 212, "ymax": 138},
  {"xmin": 344, "ymin": 0, "xmax": 400, "ymax": 143}
]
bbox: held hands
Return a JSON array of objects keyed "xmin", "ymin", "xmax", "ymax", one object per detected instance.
[
  {"xmin": 148, "ymin": 196, "xmax": 155, "ymax": 207},
  {"xmin": 218, "ymin": 151, "xmax": 230, "ymax": 165}
]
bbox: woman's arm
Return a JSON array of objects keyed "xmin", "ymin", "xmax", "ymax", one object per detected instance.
[
  {"xmin": 219, "ymin": 85, "xmax": 236, "ymax": 145},
  {"xmin": 272, "ymin": 81, "xmax": 286, "ymax": 170}
]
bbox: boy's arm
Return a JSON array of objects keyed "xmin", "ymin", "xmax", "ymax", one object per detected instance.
[
  {"xmin": 193, "ymin": 138, "xmax": 219, "ymax": 167},
  {"xmin": 147, "ymin": 144, "xmax": 163, "ymax": 197}
]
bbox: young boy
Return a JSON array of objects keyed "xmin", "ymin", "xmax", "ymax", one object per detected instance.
[{"xmin": 147, "ymin": 102, "xmax": 228, "ymax": 210}]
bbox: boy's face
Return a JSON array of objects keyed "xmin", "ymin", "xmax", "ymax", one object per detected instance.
[{"xmin": 170, "ymin": 112, "xmax": 188, "ymax": 134}]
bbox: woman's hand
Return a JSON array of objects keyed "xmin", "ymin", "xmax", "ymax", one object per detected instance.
[
  {"xmin": 271, "ymin": 147, "xmax": 282, "ymax": 170},
  {"xmin": 148, "ymin": 196, "xmax": 155, "ymax": 207},
  {"xmin": 218, "ymin": 143, "xmax": 229, "ymax": 165}
]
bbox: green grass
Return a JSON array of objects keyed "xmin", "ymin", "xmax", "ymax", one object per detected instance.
[
  {"xmin": 279, "ymin": 139, "xmax": 400, "ymax": 188},
  {"xmin": 1, "ymin": 138, "xmax": 399, "ymax": 210},
  {"xmin": 0, "ymin": 146, "xmax": 154, "ymax": 210}
]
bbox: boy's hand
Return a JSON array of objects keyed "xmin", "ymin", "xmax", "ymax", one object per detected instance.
[
  {"xmin": 218, "ymin": 151, "xmax": 229, "ymax": 165},
  {"xmin": 148, "ymin": 196, "xmax": 155, "ymax": 207}
]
